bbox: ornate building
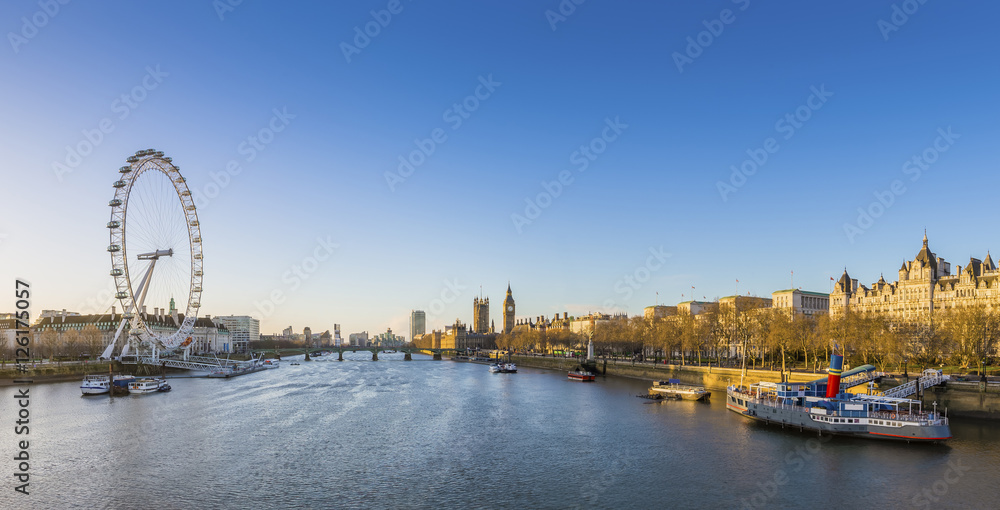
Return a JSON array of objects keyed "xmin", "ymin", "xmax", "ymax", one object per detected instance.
[
  {"xmin": 830, "ymin": 233, "xmax": 1000, "ymax": 323},
  {"xmin": 503, "ymin": 284, "xmax": 515, "ymax": 334},
  {"xmin": 473, "ymin": 297, "xmax": 489, "ymax": 334}
]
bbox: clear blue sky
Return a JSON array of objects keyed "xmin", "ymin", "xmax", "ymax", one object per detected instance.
[{"xmin": 2, "ymin": 1, "xmax": 998, "ymax": 337}]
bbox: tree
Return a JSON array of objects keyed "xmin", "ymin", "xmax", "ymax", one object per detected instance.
[
  {"xmin": 40, "ymin": 329, "xmax": 59, "ymax": 361},
  {"xmin": 82, "ymin": 324, "xmax": 103, "ymax": 358},
  {"xmin": 940, "ymin": 304, "xmax": 1000, "ymax": 371},
  {"xmin": 63, "ymin": 329, "xmax": 81, "ymax": 358}
]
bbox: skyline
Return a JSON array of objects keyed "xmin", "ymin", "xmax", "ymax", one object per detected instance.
[{"xmin": 3, "ymin": 2, "xmax": 999, "ymax": 337}]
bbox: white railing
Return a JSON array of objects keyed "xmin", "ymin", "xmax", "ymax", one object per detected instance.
[{"xmin": 880, "ymin": 370, "xmax": 949, "ymax": 399}]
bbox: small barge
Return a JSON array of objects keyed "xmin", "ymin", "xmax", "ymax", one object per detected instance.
[{"xmin": 648, "ymin": 379, "xmax": 711, "ymax": 401}]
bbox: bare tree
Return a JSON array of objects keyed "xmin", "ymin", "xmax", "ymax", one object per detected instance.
[{"xmin": 82, "ymin": 324, "xmax": 103, "ymax": 359}]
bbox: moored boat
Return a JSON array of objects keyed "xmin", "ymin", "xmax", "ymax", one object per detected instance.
[
  {"xmin": 649, "ymin": 379, "xmax": 710, "ymax": 401},
  {"xmin": 568, "ymin": 370, "xmax": 596, "ymax": 381},
  {"xmin": 81, "ymin": 375, "xmax": 111, "ymax": 395},
  {"xmin": 489, "ymin": 362, "xmax": 517, "ymax": 373},
  {"xmin": 128, "ymin": 378, "xmax": 164, "ymax": 394},
  {"xmin": 726, "ymin": 355, "xmax": 951, "ymax": 443}
]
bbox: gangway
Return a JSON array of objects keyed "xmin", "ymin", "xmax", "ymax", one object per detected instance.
[
  {"xmin": 119, "ymin": 354, "xmax": 251, "ymax": 372},
  {"xmin": 809, "ymin": 364, "xmax": 885, "ymax": 391},
  {"xmin": 879, "ymin": 369, "xmax": 949, "ymax": 399}
]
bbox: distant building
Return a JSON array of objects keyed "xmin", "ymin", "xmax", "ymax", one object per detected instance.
[
  {"xmin": 678, "ymin": 301, "xmax": 714, "ymax": 315},
  {"xmin": 349, "ymin": 332, "xmax": 369, "ymax": 347},
  {"xmin": 435, "ymin": 319, "xmax": 496, "ymax": 351},
  {"xmin": 643, "ymin": 305, "xmax": 677, "ymax": 319},
  {"xmin": 215, "ymin": 315, "xmax": 260, "ymax": 353},
  {"xmin": 372, "ymin": 328, "xmax": 404, "ymax": 347},
  {"xmin": 719, "ymin": 295, "xmax": 772, "ymax": 311},
  {"xmin": 410, "ymin": 310, "xmax": 426, "ymax": 342},
  {"xmin": 503, "ymin": 284, "xmax": 515, "ymax": 334},
  {"xmin": 334, "ymin": 324, "xmax": 342, "ymax": 346},
  {"xmin": 569, "ymin": 312, "xmax": 627, "ymax": 336},
  {"xmin": 473, "ymin": 297, "xmax": 490, "ymax": 334},
  {"xmin": 303, "ymin": 326, "xmax": 312, "ymax": 346},
  {"xmin": 38, "ymin": 309, "xmax": 81, "ymax": 322},
  {"xmin": 282, "ymin": 326, "xmax": 293, "ymax": 338},
  {"xmin": 771, "ymin": 289, "xmax": 829, "ymax": 317}
]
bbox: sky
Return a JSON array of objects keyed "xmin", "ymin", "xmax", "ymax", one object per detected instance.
[{"xmin": 2, "ymin": 1, "xmax": 999, "ymax": 338}]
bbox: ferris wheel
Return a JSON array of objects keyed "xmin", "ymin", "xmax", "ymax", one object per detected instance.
[{"xmin": 104, "ymin": 148, "xmax": 203, "ymax": 356}]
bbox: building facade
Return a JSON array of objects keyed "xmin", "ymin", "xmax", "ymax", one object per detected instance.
[
  {"xmin": 215, "ymin": 315, "xmax": 259, "ymax": 354},
  {"xmin": 830, "ymin": 234, "xmax": 999, "ymax": 324},
  {"xmin": 643, "ymin": 305, "xmax": 677, "ymax": 319},
  {"xmin": 30, "ymin": 309, "xmax": 232, "ymax": 355},
  {"xmin": 503, "ymin": 284, "xmax": 515, "ymax": 334},
  {"xmin": 473, "ymin": 297, "xmax": 490, "ymax": 334},
  {"xmin": 410, "ymin": 310, "xmax": 426, "ymax": 342},
  {"xmin": 771, "ymin": 289, "xmax": 829, "ymax": 317},
  {"xmin": 349, "ymin": 332, "xmax": 369, "ymax": 347}
]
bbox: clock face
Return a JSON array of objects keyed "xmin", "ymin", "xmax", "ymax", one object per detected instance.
[{"xmin": 507, "ymin": 305, "xmax": 513, "ymax": 312}]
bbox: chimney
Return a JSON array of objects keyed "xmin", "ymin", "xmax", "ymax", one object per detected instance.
[
  {"xmin": 112, "ymin": 305, "xmax": 116, "ymax": 317},
  {"xmin": 142, "ymin": 305, "xmax": 147, "ymax": 316},
  {"xmin": 61, "ymin": 309, "xmax": 66, "ymax": 322}
]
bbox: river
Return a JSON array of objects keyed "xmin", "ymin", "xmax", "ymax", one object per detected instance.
[{"xmin": 1, "ymin": 352, "xmax": 997, "ymax": 509}]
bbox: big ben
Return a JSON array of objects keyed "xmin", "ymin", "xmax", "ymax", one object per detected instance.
[{"xmin": 503, "ymin": 283, "xmax": 515, "ymax": 334}]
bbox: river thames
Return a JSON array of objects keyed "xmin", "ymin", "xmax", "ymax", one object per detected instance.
[{"xmin": 2, "ymin": 352, "xmax": 998, "ymax": 509}]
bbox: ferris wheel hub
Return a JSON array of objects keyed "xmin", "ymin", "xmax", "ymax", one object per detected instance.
[{"xmin": 138, "ymin": 248, "xmax": 174, "ymax": 260}]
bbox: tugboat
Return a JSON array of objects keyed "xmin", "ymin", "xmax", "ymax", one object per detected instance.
[{"xmin": 726, "ymin": 353, "xmax": 951, "ymax": 443}]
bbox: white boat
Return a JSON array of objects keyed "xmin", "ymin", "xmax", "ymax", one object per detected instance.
[
  {"xmin": 489, "ymin": 362, "xmax": 517, "ymax": 374},
  {"xmin": 81, "ymin": 375, "xmax": 111, "ymax": 395},
  {"xmin": 128, "ymin": 378, "xmax": 168, "ymax": 395},
  {"xmin": 261, "ymin": 359, "xmax": 280, "ymax": 369}
]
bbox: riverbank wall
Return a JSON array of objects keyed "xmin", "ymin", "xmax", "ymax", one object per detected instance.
[{"xmin": 510, "ymin": 355, "xmax": 818, "ymax": 388}]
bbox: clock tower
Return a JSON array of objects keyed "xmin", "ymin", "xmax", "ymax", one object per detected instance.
[{"xmin": 503, "ymin": 283, "xmax": 515, "ymax": 334}]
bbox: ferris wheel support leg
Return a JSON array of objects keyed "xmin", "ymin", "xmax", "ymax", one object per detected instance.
[{"xmin": 133, "ymin": 258, "xmax": 159, "ymax": 315}]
